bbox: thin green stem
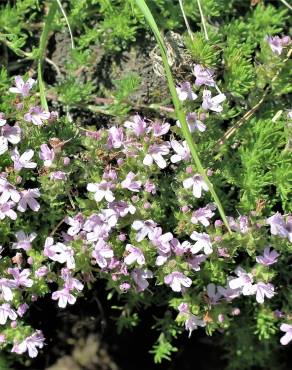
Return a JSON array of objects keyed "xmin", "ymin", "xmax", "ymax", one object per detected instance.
[
  {"xmin": 135, "ymin": 0, "xmax": 231, "ymax": 233},
  {"xmin": 38, "ymin": 0, "xmax": 58, "ymax": 110},
  {"xmin": 197, "ymin": 0, "xmax": 209, "ymax": 40},
  {"xmin": 178, "ymin": 0, "xmax": 194, "ymax": 42},
  {"xmin": 279, "ymin": 0, "xmax": 292, "ymax": 11}
]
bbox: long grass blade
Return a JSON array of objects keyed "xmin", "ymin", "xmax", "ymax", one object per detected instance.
[{"xmin": 135, "ymin": 0, "xmax": 231, "ymax": 233}]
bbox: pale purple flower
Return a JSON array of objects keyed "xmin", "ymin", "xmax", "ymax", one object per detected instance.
[
  {"xmin": 35, "ymin": 266, "xmax": 48, "ymax": 278},
  {"xmin": 8, "ymin": 268, "xmax": 33, "ymax": 288},
  {"xmin": 132, "ymin": 219, "xmax": 157, "ymax": 242},
  {"xmin": 253, "ymin": 282, "xmax": 275, "ymax": 304},
  {"xmin": 152, "ymin": 122, "xmax": 170, "ymax": 136},
  {"xmin": 266, "ymin": 36, "xmax": 283, "ymax": 55},
  {"xmin": 191, "ymin": 205, "xmax": 215, "ymax": 226},
  {"xmin": 267, "ymin": 213, "xmax": 288, "ymax": 239},
  {"xmin": 61, "ymin": 268, "xmax": 84, "ymax": 292},
  {"xmin": 0, "ymin": 113, "xmax": 6, "ymax": 126},
  {"xmin": 12, "ymin": 231, "xmax": 37, "ymax": 251},
  {"xmin": 149, "ymin": 227, "xmax": 173, "ymax": 254},
  {"xmin": 176, "ymin": 112, "xmax": 206, "ymax": 133},
  {"xmin": 24, "ymin": 106, "xmax": 50, "ymax": 126},
  {"xmin": 143, "ymin": 142, "xmax": 170, "ymax": 169},
  {"xmin": 164, "ymin": 271, "xmax": 192, "ymax": 292},
  {"xmin": 256, "ymin": 247, "xmax": 279, "ymax": 266},
  {"xmin": 183, "ymin": 174, "xmax": 209, "ymax": 198},
  {"xmin": 218, "ymin": 285, "xmax": 241, "ymax": 301},
  {"xmin": 171, "ymin": 239, "xmax": 191, "ymax": 256},
  {"xmin": 9, "ymin": 76, "xmax": 35, "ymax": 97},
  {"xmin": 280, "ymin": 324, "xmax": 292, "ymax": 345},
  {"xmin": 0, "ymin": 177, "xmax": 20, "ymax": 203},
  {"xmin": 52, "ymin": 288, "xmax": 76, "ymax": 308},
  {"xmin": 11, "ymin": 148, "xmax": 37, "ymax": 171},
  {"xmin": 0, "ymin": 279, "xmax": 17, "ymax": 301},
  {"xmin": 121, "ymin": 172, "xmax": 142, "ymax": 192},
  {"xmin": 286, "ymin": 216, "xmax": 292, "ymax": 242},
  {"xmin": 11, "ymin": 330, "xmax": 45, "ymax": 358},
  {"xmin": 131, "ymin": 268, "xmax": 153, "ymax": 291},
  {"xmin": 188, "ymin": 254, "xmax": 206, "ymax": 271},
  {"xmin": 178, "ymin": 303, "xmax": 205, "ymax": 337},
  {"xmin": 17, "ymin": 189, "xmax": 40, "ymax": 212},
  {"xmin": 0, "ymin": 136, "xmax": 8, "ymax": 155},
  {"xmin": 0, "ymin": 303, "xmax": 17, "ymax": 324},
  {"xmin": 202, "ymin": 90, "xmax": 226, "ymax": 112},
  {"xmin": 144, "ymin": 180, "xmax": 156, "ymax": 194},
  {"xmin": 17, "ymin": 303, "xmax": 29, "ymax": 317},
  {"xmin": 124, "ymin": 115, "xmax": 148, "ymax": 136},
  {"xmin": 45, "ymin": 241, "xmax": 75, "ymax": 269},
  {"xmin": 206, "ymin": 283, "xmax": 221, "ymax": 305},
  {"xmin": 92, "ymin": 239, "xmax": 114, "ymax": 268},
  {"xmin": 108, "ymin": 201, "xmax": 136, "ymax": 218},
  {"xmin": 190, "ymin": 231, "xmax": 213, "ymax": 255},
  {"xmin": 193, "ymin": 65, "xmax": 215, "ymax": 87},
  {"xmin": 176, "ymin": 82, "xmax": 197, "ymax": 101},
  {"xmin": 50, "ymin": 171, "xmax": 67, "ymax": 181},
  {"xmin": 107, "ymin": 126, "xmax": 124, "ymax": 149},
  {"xmin": 2, "ymin": 124, "xmax": 21, "ymax": 144},
  {"xmin": 228, "ymin": 267, "xmax": 254, "ymax": 296},
  {"xmin": 39, "ymin": 144, "xmax": 55, "ymax": 167},
  {"xmin": 65, "ymin": 214, "xmax": 84, "ymax": 236},
  {"xmin": 0, "ymin": 201, "xmax": 17, "ymax": 220},
  {"xmin": 124, "ymin": 244, "xmax": 145, "ymax": 266},
  {"xmin": 87, "ymin": 181, "xmax": 115, "ymax": 202},
  {"xmin": 170, "ymin": 140, "xmax": 190, "ymax": 163}
]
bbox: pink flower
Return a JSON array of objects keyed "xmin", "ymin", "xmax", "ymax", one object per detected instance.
[
  {"xmin": 11, "ymin": 148, "xmax": 37, "ymax": 171},
  {"xmin": 12, "ymin": 230, "xmax": 37, "ymax": 251},
  {"xmin": 186, "ymin": 112, "xmax": 206, "ymax": 132},
  {"xmin": 9, "ymin": 76, "xmax": 36, "ymax": 97},
  {"xmin": 266, "ymin": 213, "xmax": 288, "ymax": 239},
  {"xmin": 61, "ymin": 268, "xmax": 84, "ymax": 291},
  {"xmin": 188, "ymin": 254, "xmax": 206, "ymax": 271},
  {"xmin": 144, "ymin": 180, "xmax": 156, "ymax": 194},
  {"xmin": 12, "ymin": 330, "xmax": 45, "ymax": 358},
  {"xmin": 124, "ymin": 115, "xmax": 148, "ymax": 136},
  {"xmin": 143, "ymin": 142, "xmax": 170, "ymax": 169},
  {"xmin": 266, "ymin": 35, "xmax": 291, "ymax": 55},
  {"xmin": 183, "ymin": 174, "xmax": 209, "ymax": 198},
  {"xmin": 193, "ymin": 65, "xmax": 215, "ymax": 87},
  {"xmin": 45, "ymin": 240, "xmax": 75, "ymax": 269},
  {"xmin": 202, "ymin": 90, "xmax": 226, "ymax": 112},
  {"xmin": 131, "ymin": 268, "xmax": 153, "ymax": 291},
  {"xmin": 256, "ymin": 247, "xmax": 279, "ymax": 266},
  {"xmin": 176, "ymin": 82, "xmax": 197, "ymax": 101},
  {"xmin": 52, "ymin": 288, "xmax": 76, "ymax": 308},
  {"xmin": 164, "ymin": 271, "xmax": 192, "ymax": 292},
  {"xmin": 92, "ymin": 239, "xmax": 114, "ymax": 268},
  {"xmin": 17, "ymin": 303, "xmax": 29, "ymax": 317},
  {"xmin": 17, "ymin": 189, "xmax": 40, "ymax": 212},
  {"xmin": 132, "ymin": 219, "xmax": 157, "ymax": 242},
  {"xmin": 190, "ymin": 231, "xmax": 213, "ymax": 255},
  {"xmin": 87, "ymin": 181, "xmax": 115, "ymax": 202},
  {"xmin": 124, "ymin": 244, "xmax": 145, "ymax": 266},
  {"xmin": 170, "ymin": 140, "xmax": 190, "ymax": 163},
  {"xmin": 149, "ymin": 227, "xmax": 173, "ymax": 254},
  {"xmin": 280, "ymin": 323, "xmax": 292, "ymax": 345},
  {"xmin": 39, "ymin": 144, "xmax": 55, "ymax": 167},
  {"xmin": 121, "ymin": 172, "xmax": 142, "ymax": 192},
  {"xmin": 0, "ymin": 303, "xmax": 17, "ymax": 325},
  {"xmin": 24, "ymin": 106, "xmax": 50, "ymax": 126}
]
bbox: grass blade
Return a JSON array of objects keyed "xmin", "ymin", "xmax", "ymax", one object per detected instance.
[{"xmin": 135, "ymin": 0, "xmax": 231, "ymax": 233}]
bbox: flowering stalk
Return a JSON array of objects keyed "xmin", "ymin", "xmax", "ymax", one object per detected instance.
[
  {"xmin": 135, "ymin": 0, "xmax": 231, "ymax": 233},
  {"xmin": 38, "ymin": 0, "xmax": 58, "ymax": 110}
]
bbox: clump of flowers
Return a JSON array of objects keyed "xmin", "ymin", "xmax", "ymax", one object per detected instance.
[{"xmin": 0, "ymin": 68, "xmax": 291, "ymax": 366}]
